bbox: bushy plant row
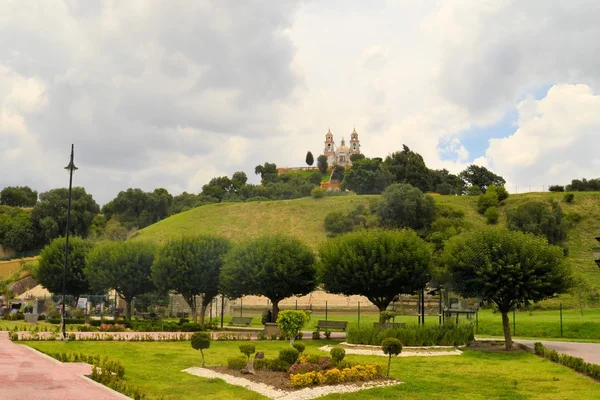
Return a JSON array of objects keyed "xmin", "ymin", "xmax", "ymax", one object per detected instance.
[
  {"xmin": 534, "ymin": 342, "xmax": 600, "ymax": 380},
  {"xmin": 290, "ymin": 364, "xmax": 383, "ymax": 387},
  {"xmin": 346, "ymin": 322, "xmax": 474, "ymax": 346},
  {"xmin": 13, "ymin": 332, "xmax": 195, "ymax": 342}
]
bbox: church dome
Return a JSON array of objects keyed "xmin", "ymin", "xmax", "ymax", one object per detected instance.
[{"xmin": 338, "ymin": 137, "xmax": 349, "ymax": 153}]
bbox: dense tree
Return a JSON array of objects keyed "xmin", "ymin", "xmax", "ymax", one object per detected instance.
[
  {"xmin": 430, "ymin": 169, "xmax": 464, "ymax": 195},
  {"xmin": 254, "ymin": 162, "xmax": 279, "ymax": 184},
  {"xmin": 231, "ymin": 171, "xmax": 248, "ymax": 191},
  {"xmin": 330, "ymin": 165, "xmax": 345, "ymax": 182},
  {"xmin": 152, "ymin": 235, "xmax": 231, "ymax": 323},
  {"xmin": 305, "ymin": 151, "xmax": 314, "ymax": 167},
  {"xmin": 383, "ymin": 145, "xmax": 431, "ymax": 192},
  {"xmin": 86, "ymin": 241, "xmax": 157, "ymax": 319},
  {"xmin": 0, "ymin": 186, "xmax": 38, "ymax": 207},
  {"xmin": 170, "ymin": 192, "xmax": 218, "ymax": 214},
  {"xmin": 316, "ymin": 155, "xmax": 328, "ymax": 175},
  {"xmin": 3, "ymin": 211, "xmax": 36, "ymax": 252},
  {"xmin": 566, "ymin": 178, "xmax": 600, "ymax": 191},
  {"xmin": 320, "ymin": 229, "xmax": 431, "ymax": 323},
  {"xmin": 342, "ymin": 158, "xmax": 393, "ymax": 194},
  {"xmin": 220, "ymin": 235, "xmax": 317, "ymax": 320},
  {"xmin": 32, "ymin": 187, "xmax": 100, "ymax": 244},
  {"xmin": 350, "ymin": 153, "xmax": 365, "ymax": 163},
  {"xmin": 102, "ymin": 188, "xmax": 171, "ymax": 230},
  {"xmin": 443, "ymin": 228, "xmax": 571, "ymax": 349},
  {"xmin": 202, "ymin": 176, "xmax": 233, "ymax": 201},
  {"xmin": 506, "ymin": 200, "xmax": 567, "ymax": 244},
  {"xmin": 36, "ymin": 237, "xmax": 93, "ymax": 302},
  {"xmin": 459, "ymin": 165, "xmax": 506, "ymax": 192},
  {"xmin": 376, "ymin": 183, "xmax": 435, "ymax": 230}
]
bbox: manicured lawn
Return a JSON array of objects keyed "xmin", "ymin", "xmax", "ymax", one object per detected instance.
[{"xmin": 24, "ymin": 340, "xmax": 600, "ymax": 399}]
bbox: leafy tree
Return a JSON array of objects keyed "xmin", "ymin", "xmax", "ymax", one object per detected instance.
[
  {"xmin": 102, "ymin": 188, "xmax": 171, "ymax": 230},
  {"xmin": 191, "ymin": 332, "xmax": 211, "ymax": 367},
  {"xmin": 221, "ymin": 235, "xmax": 317, "ymax": 320},
  {"xmin": 317, "ymin": 155, "xmax": 328, "ymax": 175},
  {"xmin": 350, "ymin": 153, "xmax": 365, "ymax": 163},
  {"xmin": 202, "ymin": 176, "xmax": 234, "ymax": 201},
  {"xmin": 152, "ymin": 235, "xmax": 231, "ymax": 323},
  {"xmin": 170, "ymin": 192, "xmax": 217, "ymax": 214},
  {"xmin": 331, "ymin": 165, "xmax": 345, "ymax": 183},
  {"xmin": 376, "ymin": 183, "xmax": 435, "ymax": 230},
  {"xmin": 342, "ymin": 158, "xmax": 393, "ymax": 194},
  {"xmin": 32, "ymin": 187, "xmax": 100, "ymax": 244},
  {"xmin": 506, "ymin": 200, "xmax": 567, "ymax": 244},
  {"xmin": 231, "ymin": 171, "xmax": 248, "ymax": 191},
  {"xmin": 548, "ymin": 185, "xmax": 565, "ymax": 192},
  {"xmin": 459, "ymin": 165, "xmax": 506, "ymax": 192},
  {"xmin": 277, "ymin": 310, "xmax": 309, "ymax": 347},
  {"xmin": 85, "ymin": 241, "xmax": 157, "ymax": 320},
  {"xmin": 566, "ymin": 178, "xmax": 600, "ymax": 191},
  {"xmin": 487, "ymin": 185, "xmax": 509, "ymax": 202},
  {"xmin": 443, "ymin": 228, "xmax": 571, "ymax": 350},
  {"xmin": 485, "ymin": 207, "xmax": 499, "ymax": 224},
  {"xmin": 305, "ymin": 151, "xmax": 314, "ymax": 167},
  {"xmin": 383, "ymin": 145, "xmax": 431, "ymax": 192},
  {"xmin": 435, "ymin": 182, "xmax": 455, "ymax": 195},
  {"xmin": 36, "ymin": 237, "xmax": 93, "ymax": 302},
  {"xmin": 466, "ymin": 185, "xmax": 483, "ymax": 196},
  {"xmin": 0, "ymin": 186, "xmax": 38, "ymax": 207},
  {"xmin": 3, "ymin": 211, "xmax": 36, "ymax": 252},
  {"xmin": 430, "ymin": 169, "xmax": 464, "ymax": 195},
  {"xmin": 324, "ymin": 211, "xmax": 354, "ymax": 236},
  {"xmin": 311, "ymin": 187, "xmax": 325, "ymax": 199},
  {"xmin": 102, "ymin": 217, "xmax": 128, "ymax": 241},
  {"xmin": 319, "ymin": 229, "xmax": 431, "ymax": 323},
  {"xmin": 477, "ymin": 192, "xmax": 499, "ymax": 214},
  {"xmin": 254, "ymin": 162, "xmax": 278, "ymax": 184}
]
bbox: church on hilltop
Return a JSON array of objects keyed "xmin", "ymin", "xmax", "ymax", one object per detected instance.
[{"xmin": 323, "ymin": 127, "xmax": 361, "ymax": 168}]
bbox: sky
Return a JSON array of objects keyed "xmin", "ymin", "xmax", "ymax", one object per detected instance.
[{"xmin": 1, "ymin": 0, "xmax": 600, "ymax": 204}]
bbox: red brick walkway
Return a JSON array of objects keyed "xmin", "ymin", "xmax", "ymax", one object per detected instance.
[{"xmin": 0, "ymin": 332, "xmax": 127, "ymax": 400}]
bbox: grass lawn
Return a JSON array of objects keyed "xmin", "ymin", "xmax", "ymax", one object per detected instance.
[{"xmin": 24, "ymin": 340, "xmax": 600, "ymax": 400}]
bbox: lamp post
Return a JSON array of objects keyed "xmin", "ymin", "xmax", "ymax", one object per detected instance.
[
  {"xmin": 62, "ymin": 144, "xmax": 78, "ymax": 340},
  {"xmin": 594, "ymin": 237, "xmax": 600, "ymax": 269}
]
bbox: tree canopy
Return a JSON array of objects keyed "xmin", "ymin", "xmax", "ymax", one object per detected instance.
[
  {"xmin": 316, "ymin": 155, "xmax": 328, "ymax": 175},
  {"xmin": 36, "ymin": 236, "xmax": 93, "ymax": 302},
  {"xmin": 443, "ymin": 228, "xmax": 571, "ymax": 349},
  {"xmin": 458, "ymin": 165, "xmax": 506, "ymax": 192},
  {"xmin": 383, "ymin": 145, "xmax": 431, "ymax": 192},
  {"xmin": 305, "ymin": 151, "xmax": 314, "ymax": 167},
  {"xmin": 220, "ymin": 235, "xmax": 317, "ymax": 320},
  {"xmin": 85, "ymin": 241, "xmax": 158, "ymax": 319},
  {"xmin": 319, "ymin": 229, "xmax": 431, "ymax": 321},
  {"xmin": 506, "ymin": 200, "xmax": 567, "ymax": 244},
  {"xmin": 376, "ymin": 183, "xmax": 435, "ymax": 230},
  {"xmin": 151, "ymin": 235, "xmax": 231, "ymax": 323},
  {"xmin": 102, "ymin": 188, "xmax": 172, "ymax": 230},
  {"xmin": 0, "ymin": 186, "xmax": 38, "ymax": 207},
  {"xmin": 342, "ymin": 157, "xmax": 393, "ymax": 194}
]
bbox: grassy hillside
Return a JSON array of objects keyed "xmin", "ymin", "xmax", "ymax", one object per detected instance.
[
  {"xmin": 134, "ymin": 191, "xmax": 600, "ymax": 296},
  {"xmin": 0, "ymin": 257, "xmax": 38, "ymax": 279}
]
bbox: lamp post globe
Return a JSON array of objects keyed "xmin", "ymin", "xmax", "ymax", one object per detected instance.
[{"xmin": 61, "ymin": 144, "xmax": 77, "ymax": 340}]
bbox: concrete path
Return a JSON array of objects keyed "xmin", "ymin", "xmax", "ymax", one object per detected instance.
[
  {"xmin": 0, "ymin": 332, "xmax": 128, "ymax": 400},
  {"xmin": 514, "ymin": 339, "xmax": 600, "ymax": 365}
]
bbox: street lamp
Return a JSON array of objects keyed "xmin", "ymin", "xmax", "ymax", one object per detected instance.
[
  {"xmin": 594, "ymin": 237, "xmax": 600, "ymax": 269},
  {"xmin": 62, "ymin": 144, "xmax": 78, "ymax": 340}
]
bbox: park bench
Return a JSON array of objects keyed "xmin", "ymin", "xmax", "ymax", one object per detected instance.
[
  {"xmin": 316, "ymin": 320, "xmax": 348, "ymax": 331},
  {"xmin": 136, "ymin": 312, "xmax": 151, "ymax": 320},
  {"xmin": 229, "ymin": 316, "xmax": 253, "ymax": 326},
  {"xmin": 373, "ymin": 322, "xmax": 406, "ymax": 329}
]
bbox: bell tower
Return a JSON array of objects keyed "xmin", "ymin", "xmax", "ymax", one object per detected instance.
[
  {"xmin": 349, "ymin": 126, "xmax": 361, "ymax": 156},
  {"xmin": 324, "ymin": 127, "xmax": 335, "ymax": 158}
]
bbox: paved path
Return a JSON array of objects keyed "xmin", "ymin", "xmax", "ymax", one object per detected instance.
[
  {"xmin": 514, "ymin": 339, "xmax": 600, "ymax": 365},
  {"xmin": 0, "ymin": 332, "xmax": 128, "ymax": 400}
]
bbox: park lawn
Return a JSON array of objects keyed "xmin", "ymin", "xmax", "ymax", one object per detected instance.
[{"xmin": 24, "ymin": 340, "xmax": 600, "ymax": 400}]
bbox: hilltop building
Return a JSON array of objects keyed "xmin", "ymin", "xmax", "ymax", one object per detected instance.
[{"xmin": 323, "ymin": 127, "xmax": 361, "ymax": 168}]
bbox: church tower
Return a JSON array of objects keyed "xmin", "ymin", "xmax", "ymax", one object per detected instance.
[
  {"xmin": 349, "ymin": 127, "xmax": 361, "ymax": 156},
  {"xmin": 324, "ymin": 128, "xmax": 335, "ymax": 158}
]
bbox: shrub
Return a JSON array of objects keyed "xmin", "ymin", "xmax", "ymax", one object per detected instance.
[
  {"xmin": 289, "ymin": 362, "xmax": 317, "ymax": 375},
  {"xmin": 293, "ymin": 342, "xmax": 306, "ymax": 354},
  {"xmin": 563, "ymin": 193, "xmax": 575, "ymax": 203},
  {"xmin": 485, "ymin": 206, "xmax": 499, "ymax": 224},
  {"xmin": 311, "ymin": 187, "xmax": 326, "ymax": 199},
  {"xmin": 70, "ymin": 308, "xmax": 85, "ymax": 319},
  {"xmin": 227, "ymin": 356, "xmax": 247, "ymax": 370},
  {"xmin": 534, "ymin": 342, "xmax": 600, "ymax": 382},
  {"xmin": 324, "ymin": 330, "xmax": 331, "ymax": 339},
  {"xmin": 279, "ymin": 348, "xmax": 300, "ymax": 365},
  {"xmin": 277, "ymin": 310, "xmax": 309, "ymax": 347},
  {"xmin": 346, "ymin": 322, "xmax": 474, "ymax": 346},
  {"xmin": 181, "ymin": 322, "xmax": 205, "ymax": 332},
  {"xmin": 506, "ymin": 200, "xmax": 567, "ymax": 244},
  {"xmin": 290, "ymin": 371, "xmax": 324, "ymax": 387},
  {"xmin": 312, "ymin": 331, "xmax": 321, "ymax": 340},
  {"xmin": 323, "ymin": 368, "xmax": 343, "ymax": 384},
  {"xmin": 191, "ymin": 332, "xmax": 211, "ymax": 367},
  {"xmin": 239, "ymin": 343, "xmax": 256, "ymax": 361},
  {"xmin": 270, "ymin": 358, "xmax": 291, "ymax": 372},
  {"xmin": 477, "ymin": 192, "xmax": 499, "ymax": 214},
  {"xmin": 379, "ymin": 311, "xmax": 396, "ymax": 323},
  {"xmin": 330, "ymin": 346, "xmax": 346, "ymax": 364},
  {"xmin": 382, "ymin": 337, "xmax": 402, "ymax": 377},
  {"xmin": 487, "ymin": 185, "xmax": 509, "ymax": 202},
  {"xmin": 254, "ymin": 358, "xmax": 271, "ymax": 371},
  {"xmin": 47, "ymin": 309, "xmax": 61, "ymax": 319},
  {"xmin": 549, "ymin": 185, "xmax": 564, "ymax": 192},
  {"xmin": 466, "ymin": 185, "xmax": 482, "ymax": 196}
]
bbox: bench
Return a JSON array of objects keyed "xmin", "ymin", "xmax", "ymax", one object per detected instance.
[
  {"xmin": 316, "ymin": 320, "xmax": 348, "ymax": 331},
  {"xmin": 229, "ymin": 316, "xmax": 253, "ymax": 326},
  {"xmin": 373, "ymin": 322, "xmax": 406, "ymax": 329},
  {"xmin": 136, "ymin": 312, "xmax": 151, "ymax": 320}
]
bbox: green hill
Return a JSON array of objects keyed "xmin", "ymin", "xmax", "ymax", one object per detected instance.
[{"xmin": 133, "ymin": 192, "xmax": 600, "ymax": 297}]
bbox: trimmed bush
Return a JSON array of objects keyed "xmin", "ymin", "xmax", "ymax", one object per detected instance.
[
  {"xmin": 347, "ymin": 322, "xmax": 474, "ymax": 346},
  {"xmin": 270, "ymin": 358, "xmax": 291, "ymax": 372},
  {"xmin": 191, "ymin": 332, "xmax": 211, "ymax": 367},
  {"xmin": 485, "ymin": 206, "xmax": 499, "ymax": 224},
  {"xmin": 534, "ymin": 342, "xmax": 600, "ymax": 381},
  {"xmin": 279, "ymin": 348, "xmax": 300, "ymax": 365},
  {"xmin": 382, "ymin": 337, "xmax": 402, "ymax": 377},
  {"xmin": 227, "ymin": 356, "xmax": 247, "ymax": 370},
  {"xmin": 330, "ymin": 346, "xmax": 346, "ymax": 364},
  {"xmin": 564, "ymin": 193, "xmax": 575, "ymax": 203},
  {"xmin": 477, "ymin": 192, "xmax": 499, "ymax": 214},
  {"xmin": 293, "ymin": 342, "xmax": 306, "ymax": 354},
  {"xmin": 254, "ymin": 358, "xmax": 272, "ymax": 371},
  {"xmin": 239, "ymin": 343, "xmax": 256, "ymax": 361}
]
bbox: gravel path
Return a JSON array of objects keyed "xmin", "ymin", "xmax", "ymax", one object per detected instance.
[{"xmin": 183, "ymin": 367, "xmax": 402, "ymax": 400}]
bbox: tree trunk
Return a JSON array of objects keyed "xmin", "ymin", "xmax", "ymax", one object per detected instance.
[
  {"xmin": 184, "ymin": 294, "xmax": 198, "ymax": 323},
  {"xmin": 271, "ymin": 300, "xmax": 280, "ymax": 322},
  {"xmin": 501, "ymin": 311, "xmax": 512, "ymax": 350},
  {"xmin": 125, "ymin": 298, "xmax": 133, "ymax": 321},
  {"xmin": 199, "ymin": 303, "xmax": 207, "ymax": 325},
  {"xmin": 200, "ymin": 349, "xmax": 205, "ymax": 367}
]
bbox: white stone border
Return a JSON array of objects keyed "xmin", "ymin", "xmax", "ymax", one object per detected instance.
[
  {"xmin": 319, "ymin": 343, "xmax": 463, "ymax": 357},
  {"xmin": 183, "ymin": 367, "xmax": 403, "ymax": 400}
]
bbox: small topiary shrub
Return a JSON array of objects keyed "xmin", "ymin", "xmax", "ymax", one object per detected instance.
[
  {"xmin": 279, "ymin": 348, "xmax": 300, "ymax": 365},
  {"xmin": 191, "ymin": 332, "xmax": 211, "ymax": 367},
  {"xmin": 485, "ymin": 206, "xmax": 499, "ymax": 224},
  {"xmin": 277, "ymin": 310, "xmax": 309, "ymax": 347},
  {"xmin": 382, "ymin": 337, "xmax": 402, "ymax": 377},
  {"xmin": 330, "ymin": 346, "xmax": 346, "ymax": 364},
  {"xmin": 324, "ymin": 330, "xmax": 332, "ymax": 339},
  {"xmin": 239, "ymin": 343, "xmax": 256, "ymax": 361},
  {"xmin": 270, "ymin": 358, "xmax": 291, "ymax": 372},
  {"xmin": 254, "ymin": 358, "xmax": 272, "ymax": 371},
  {"xmin": 293, "ymin": 342, "xmax": 306, "ymax": 354},
  {"xmin": 227, "ymin": 356, "xmax": 247, "ymax": 370},
  {"xmin": 312, "ymin": 331, "xmax": 321, "ymax": 340}
]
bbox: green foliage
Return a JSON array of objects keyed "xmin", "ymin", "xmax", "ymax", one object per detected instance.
[
  {"xmin": 383, "ymin": 145, "xmax": 432, "ymax": 192},
  {"xmin": 277, "ymin": 310, "xmax": 309, "ymax": 345},
  {"xmin": 293, "ymin": 342, "xmax": 305, "ymax": 354},
  {"xmin": 435, "ymin": 182, "xmax": 455, "ymax": 195},
  {"xmin": 443, "ymin": 228, "xmax": 572, "ymax": 349},
  {"xmin": 466, "ymin": 185, "xmax": 483, "ymax": 196},
  {"xmin": 306, "ymin": 151, "xmax": 315, "ymax": 167},
  {"xmin": 487, "ymin": 185, "xmax": 509, "ymax": 202},
  {"xmin": 477, "ymin": 192, "xmax": 499, "ymax": 214},
  {"xmin": 379, "ymin": 311, "xmax": 396, "ymax": 322},
  {"xmin": 238, "ymin": 343, "xmax": 256, "ymax": 360},
  {"xmin": 566, "ymin": 177, "xmax": 600, "ymax": 191},
  {"xmin": 191, "ymin": 332, "xmax": 211, "ymax": 367},
  {"xmin": 278, "ymin": 347, "xmax": 300, "ymax": 365},
  {"xmin": 382, "ymin": 338, "xmax": 403, "ymax": 355},
  {"xmin": 316, "ymin": 155, "xmax": 328, "ymax": 174},
  {"xmin": 36, "ymin": 236, "xmax": 93, "ymax": 299},
  {"xmin": 376, "ymin": 183, "xmax": 435, "ymax": 230},
  {"xmin": 459, "ymin": 165, "xmax": 506, "ymax": 192},
  {"xmin": 485, "ymin": 206, "xmax": 499, "ymax": 224},
  {"xmin": 342, "ymin": 157, "xmax": 392, "ymax": 194},
  {"xmin": 31, "ymin": 187, "xmax": 99, "ymax": 244},
  {"xmin": 347, "ymin": 322, "xmax": 474, "ymax": 346},
  {"xmin": 0, "ymin": 207, "xmax": 37, "ymax": 252},
  {"xmin": 152, "ymin": 235, "xmax": 231, "ymax": 323},
  {"xmin": 549, "ymin": 185, "xmax": 565, "ymax": 192},
  {"xmin": 506, "ymin": 200, "xmax": 568, "ymax": 244},
  {"xmin": 319, "ymin": 229, "xmax": 431, "ymax": 314},
  {"xmin": 564, "ymin": 193, "xmax": 575, "ymax": 203},
  {"xmin": 331, "ymin": 165, "xmax": 345, "ymax": 182},
  {"xmin": 0, "ymin": 186, "xmax": 38, "ymax": 207},
  {"xmin": 311, "ymin": 187, "xmax": 325, "ymax": 199},
  {"xmin": 330, "ymin": 346, "xmax": 346, "ymax": 363},
  {"xmin": 86, "ymin": 241, "xmax": 157, "ymax": 319},
  {"xmin": 534, "ymin": 342, "xmax": 600, "ymax": 381},
  {"xmin": 323, "ymin": 205, "xmax": 372, "ymax": 237},
  {"xmin": 227, "ymin": 356, "xmax": 247, "ymax": 370},
  {"xmin": 220, "ymin": 235, "xmax": 317, "ymax": 320},
  {"xmin": 255, "ymin": 162, "xmax": 279, "ymax": 184},
  {"xmin": 102, "ymin": 188, "xmax": 173, "ymax": 229}
]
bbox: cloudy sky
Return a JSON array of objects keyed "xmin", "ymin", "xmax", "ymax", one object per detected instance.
[{"xmin": 1, "ymin": 0, "xmax": 600, "ymax": 204}]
